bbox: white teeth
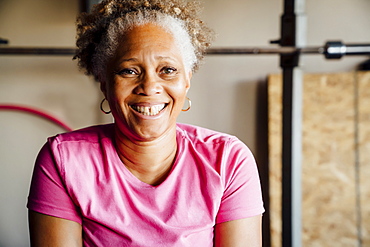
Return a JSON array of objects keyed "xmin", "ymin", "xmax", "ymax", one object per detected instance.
[{"xmin": 131, "ymin": 104, "xmax": 165, "ymax": 116}]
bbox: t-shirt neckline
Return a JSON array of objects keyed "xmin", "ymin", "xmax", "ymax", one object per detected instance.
[{"xmin": 106, "ymin": 125, "xmax": 185, "ymax": 188}]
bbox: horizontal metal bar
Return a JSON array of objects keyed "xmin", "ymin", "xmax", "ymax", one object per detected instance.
[
  {"xmin": 206, "ymin": 47, "xmax": 323, "ymax": 55},
  {"xmin": 0, "ymin": 46, "xmax": 324, "ymax": 56},
  {"xmin": 0, "ymin": 43, "xmax": 369, "ymax": 56},
  {"xmin": 345, "ymin": 45, "xmax": 370, "ymax": 55},
  {"xmin": 0, "ymin": 47, "xmax": 76, "ymax": 56}
]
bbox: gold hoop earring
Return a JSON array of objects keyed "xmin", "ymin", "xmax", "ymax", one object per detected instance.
[
  {"xmin": 100, "ymin": 98, "xmax": 111, "ymax": 114},
  {"xmin": 182, "ymin": 97, "xmax": 191, "ymax": 112}
]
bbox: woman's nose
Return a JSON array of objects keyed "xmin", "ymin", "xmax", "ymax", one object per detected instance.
[{"xmin": 133, "ymin": 72, "xmax": 163, "ymax": 96}]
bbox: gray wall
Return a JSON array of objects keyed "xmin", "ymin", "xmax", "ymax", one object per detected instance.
[{"xmin": 1, "ymin": 0, "xmax": 369, "ymax": 246}]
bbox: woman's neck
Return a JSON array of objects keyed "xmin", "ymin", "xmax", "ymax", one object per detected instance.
[{"xmin": 114, "ymin": 126, "xmax": 178, "ymax": 186}]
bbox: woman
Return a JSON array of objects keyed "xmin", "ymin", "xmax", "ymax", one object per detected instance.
[{"xmin": 27, "ymin": 0, "xmax": 264, "ymax": 246}]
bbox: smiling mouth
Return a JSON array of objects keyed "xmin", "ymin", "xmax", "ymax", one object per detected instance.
[{"xmin": 130, "ymin": 104, "xmax": 167, "ymax": 116}]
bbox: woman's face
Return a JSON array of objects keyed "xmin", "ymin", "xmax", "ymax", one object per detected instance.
[{"xmin": 103, "ymin": 23, "xmax": 192, "ymax": 142}]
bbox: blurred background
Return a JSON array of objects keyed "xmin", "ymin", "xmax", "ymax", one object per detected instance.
[{"xmin": 0, "ymin": 0, "xmax": 369, "ymax": 246}]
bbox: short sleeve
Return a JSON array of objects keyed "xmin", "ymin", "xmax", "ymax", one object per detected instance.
[
  {"xmin": 27, "ymin": 141, "xmax": 82, "ymax": 224},
  {"xmin": 216, "ymin": 138, "xmax": 264, "ymax": 224}
]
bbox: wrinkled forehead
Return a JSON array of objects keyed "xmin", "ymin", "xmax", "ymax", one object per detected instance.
[
  {"xmin": 115, "ymin": 12, "xmax": 196, "ymax": 71},
  {"xmin": 115, "ymin": 23, "xmax": 183, "ymax": 61}
]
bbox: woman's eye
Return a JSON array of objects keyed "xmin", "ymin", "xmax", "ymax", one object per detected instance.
[
  {"xmin": 161, "ymin": 67, "xmax": 177, "ymax": 75},
  {"xmin": 117, "ymin": 69, "xmax": 137, "ymax": 76}
]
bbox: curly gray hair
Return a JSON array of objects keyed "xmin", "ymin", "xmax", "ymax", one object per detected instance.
[{"xmin": 74, "ymin": 0, "xmax": 214, "ymax": 82}]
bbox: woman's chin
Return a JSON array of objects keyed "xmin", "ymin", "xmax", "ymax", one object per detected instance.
[
  {"xmin": 115, "ymin": 121, "xmax": 175, "ymax": 143},
  {"xmin": 132, "ymin": 126, "xmax": 174, "ymax": 142},
  {"xmin": 113, "ymin": 106, "xmax": 179, "ymax": 142}
]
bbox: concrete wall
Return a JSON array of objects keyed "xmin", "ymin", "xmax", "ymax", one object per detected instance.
[{"xmin": 0, "ymin": 0, "xmax": 369, "ymax": 246}]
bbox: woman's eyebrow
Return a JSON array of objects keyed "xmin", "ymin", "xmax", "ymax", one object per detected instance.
[
  {"xmin": 117, "ymin": 56, "xmax": 179, "ymax": 65},
  {"xmin": 156, "ymin": 56, "xmax": 179, "ymax": 63},
  {"xmin": 118, "ymin": 58, "xmax": 139, "ymax": 64}
]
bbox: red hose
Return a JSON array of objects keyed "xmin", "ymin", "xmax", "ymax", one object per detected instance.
[{"xmin": 0, "ymin": 104, "xmax": 73, "ymax": 132}]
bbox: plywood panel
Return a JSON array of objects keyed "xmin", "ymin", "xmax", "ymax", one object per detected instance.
[
  {"xmin": 302, "ymin": 73, "xmax": 357, "ymax": 246},
  {"xmin": 268, "ymin": 72, "xmax": 369, "ymax": 246},
  {"xmin": 267, "ymin": 74, "xmax": 283, "ymax": 247},
  {"xmin": 358, "ymin": 72, "xmax": 370, "ymax": 246}
]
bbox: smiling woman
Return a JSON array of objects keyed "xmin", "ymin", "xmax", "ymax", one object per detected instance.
[
  {"xmin": 106, "ymin": 23, "xmax": 191, "ymax": 143},
  {"xmin": 26, "ymin": 0, "xmax": 264, "ymax": 246}
]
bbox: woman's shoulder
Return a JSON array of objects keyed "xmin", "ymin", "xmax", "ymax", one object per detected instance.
[
  {"xmin": 176, "ymin": 123, "xmax": 240, "ymax": 145},
  {"xmin": 49, "ymin": 123, "xmax": 114, "ymax": 144}
]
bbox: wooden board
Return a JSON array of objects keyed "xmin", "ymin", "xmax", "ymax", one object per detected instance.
[
  {"xmin": 358, "ymin": 72, "xmax": 370, "ymax": 246},
  {"xmin": 268, "ymin": 72, "xmax": 370, "ymax": 246}
]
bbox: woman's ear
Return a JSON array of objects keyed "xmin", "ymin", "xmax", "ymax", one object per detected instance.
[
  {"xmin": 100, "ymin": 81, "xmax": 107, "ymax": 97},
  {"xmin": 188, "ymin": 71, "xmax": 193, "ymax": 80},
  {"xmin": 186, "ymin": 71, "xmax": 192, "ymax": 93}
]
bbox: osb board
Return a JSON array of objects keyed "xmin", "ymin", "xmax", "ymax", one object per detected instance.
[
  {"xmin": 268, "ymin": 72, "xmax": 370, "ymax": 246},
  {"xmin": 358, "ymin": 72, "xmax": 370, "ymax": 246},
  {"xmin": 267, "ymin": 74, "xmax": 283, "ymax": 246}
]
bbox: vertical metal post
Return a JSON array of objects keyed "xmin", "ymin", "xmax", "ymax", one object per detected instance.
[
  {"xmin": 279, "ymin": 0, "xmax": 305, "ymax": 246},
  {"xmin": 281, "ymin": 67, "xmax": 303, "ymax": 247},
  {"xmin": 80, "ymin": 0, "xmax": 102, "ymax": 12}
]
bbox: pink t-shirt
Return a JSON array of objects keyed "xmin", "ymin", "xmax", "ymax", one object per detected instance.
[{"xmin": 27, "ymin": 123, "xmax": 264, "ymax": 246}]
